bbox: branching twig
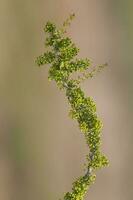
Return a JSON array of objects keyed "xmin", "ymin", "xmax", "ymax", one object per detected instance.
[{"xmin": 36, "ymin": 14, "xmax": 109, "ymax": 200}]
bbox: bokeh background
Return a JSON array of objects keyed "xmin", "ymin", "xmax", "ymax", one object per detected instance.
[{"xmin": 0, "ymin": 0, "xmax": 133, "ymax": 200}]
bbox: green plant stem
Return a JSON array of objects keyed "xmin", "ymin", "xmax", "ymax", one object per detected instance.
[{"xmin": 36, "ymin": 13, "xmax": 109, "ymax": 200}]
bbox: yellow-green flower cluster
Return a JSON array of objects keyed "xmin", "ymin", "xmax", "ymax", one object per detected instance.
[{"xmin": 36, "ymin": 14, "xmax": 109, "ymax": 200}]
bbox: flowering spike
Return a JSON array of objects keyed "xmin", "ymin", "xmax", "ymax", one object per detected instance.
[{"xmin": 36, "ymin": 14, "xmax": 109, "ymax": 200}]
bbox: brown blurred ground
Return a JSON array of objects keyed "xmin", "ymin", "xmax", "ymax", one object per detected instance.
[{"xmin": 0, "ymin": 0, "xmax": 133, "ymax": 200}]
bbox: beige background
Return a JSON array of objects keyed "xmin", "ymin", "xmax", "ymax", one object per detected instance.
[{"xmin": 0, "ymin": 0, "xmax": 133, "ymax": 200}]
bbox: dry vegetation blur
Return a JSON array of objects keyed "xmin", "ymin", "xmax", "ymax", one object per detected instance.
[{"xmin": 0, "ymin": 0, "xmax": 133, "ymax": 200}]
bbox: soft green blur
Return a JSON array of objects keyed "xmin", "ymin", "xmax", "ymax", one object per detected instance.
[{"xmin": 0, "ymin": 0, "xmax": 132, "ymax": 200}]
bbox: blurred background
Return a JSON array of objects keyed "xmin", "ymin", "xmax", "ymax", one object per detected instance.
[{"xmin": 0, "ymin": 0, "xmax": 133, "ymax": 200}]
